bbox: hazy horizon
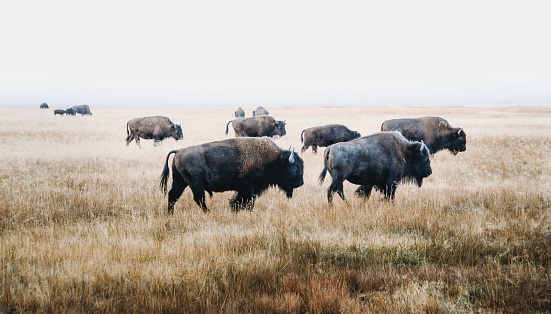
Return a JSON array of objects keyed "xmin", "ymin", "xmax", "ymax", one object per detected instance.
[{"xmin": 2, "ymin": 1, "xmax": 550, "ymax": 108}]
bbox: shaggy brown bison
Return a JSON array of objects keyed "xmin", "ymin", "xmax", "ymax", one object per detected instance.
[
  {"xmin": 252, "ymin": 106, "xmax": 269, "ymax": 117},
  {"xmin": 159, "ymin": 137, "xmax": 304, "ymax": 213},
  {"xmin": 72, "ymin": 104, "xmax": 92, "ymax": 116},
  {"xmin": 53, "ymin": 109, "xmax": 66, "ymax": 116},
  {"xmin": 65, "ymin": 108, "xmax": 76, "ymax": 116},
  {"xmin": 381, "ymin": 117, "xmax": 466, "ymax": 155},
  {"xmin": 126, "ymin": 116, "xmax": 183, "ymax": 147},
  {"xmin": 301, "ymin": 124, "xmax": 361, "ymax": 153},
  {"xmin": 225, "ymin": 116, "xmax": 286, "ymax": 138},
  {"xmin": 235, "ymin": 107, "xmax": 245, "ymax": 118},
  {"xmin": 318, "ymin": 131, "xmax": 432, "ymax": 203}
]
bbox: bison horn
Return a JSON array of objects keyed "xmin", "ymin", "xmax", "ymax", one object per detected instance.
[{"xmin": 289, "ymin": 148, "xmax": 295, "ymax": 163}]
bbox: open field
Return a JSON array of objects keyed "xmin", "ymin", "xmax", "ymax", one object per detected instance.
[{"xmin": 1, "ymin": 105, "xmax": 550, "ymax": 313}]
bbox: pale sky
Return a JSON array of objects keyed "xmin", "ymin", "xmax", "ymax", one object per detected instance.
[{"xmin": 1, "ymin": 0, "xmax": 550, "ymax": 107}]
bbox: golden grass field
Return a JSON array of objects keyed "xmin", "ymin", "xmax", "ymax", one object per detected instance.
[{"xmin": 1, "ymin": 105, "xmax": 550, "ymax": 313}]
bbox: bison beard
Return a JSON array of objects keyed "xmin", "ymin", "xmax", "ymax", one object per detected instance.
[{"xmin": 159, "ymin": 137, "xmax": 304, "ymax": 213}]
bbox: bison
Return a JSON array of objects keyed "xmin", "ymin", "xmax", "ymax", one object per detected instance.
[
  {"xmin": 126, "ymin": 116, "xmax": 183, "ymax": 147},
  {"xmin": 318, "ymin": 131, "xmax": 432, "ymax": 203},
  {"xmin": 301, "ymin": 124, "xmax": 361, "ymax": 153},
  {"xmin": 53, "ymin": 109, "xmax": 66, "ymax": 116},
  {"xmin": 225, "ymin": 116, "xmax": 286, "ymax": 138},
  {"xmin": 159, "ymin": 137, "xmax": 304, "ymax": 213},
  {"xmin": 252, "ymin": 106, "xmax": 269, "ymax": 117},
  {"xmin": 235, "ymin": 107, "xmax": 245, "ymax": 118},
  {"xmin": 65, "ymin": 108, "xmax": 76, "ymax": 116},
  {"xmin": 72, "ymin": 104, "xmax": 92, "ymax": 116},
  {"xmin": 381, "ymin": 117, "xmax": 466, "ymax": 155},
  {"xmin": 40, "ymin": 103, "xmax": 49, "ymax": 109}
]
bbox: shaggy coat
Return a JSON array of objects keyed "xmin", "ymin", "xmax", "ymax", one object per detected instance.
[
  {"xmin": 72, "ymin": 105, "xmax": 92, "ymax": 116},
  {"xmin": 381, "ymin": 117, "xmax": 466, "ymax": 155},
  {"xmin": 126, "ymin": 116, "xmax": 183, "ymax": 147},
  {"xmin": 160, "ymin": 137, "xmax": 304, "ymax": 213},
  {"xmin": 225, "ymin": 116, "xmax": 286, "ymax": 138},
  {"xmin": 301, "ymin": 124, "xmax": 361, "ymax": 153},
  {"xmin": 319, "ymin": 132, "xmax": 432, "ymax": 203}
]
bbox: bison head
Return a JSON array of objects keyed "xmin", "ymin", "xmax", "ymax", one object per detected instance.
[
  {"xmin": 447, "ymin": 128, "xmax": 466, "ymax": 155},
  {"xmin": 274, "ymin": 121, "xmax": 287, "ymax": 137},
  {"xmin": 276, "ymin": 148, "xmax": 304, "ymax": 197},
  {"xmin": 171, "ymin": 124, "xmax": 183, "ymax": 141},
  {"xmin": 406, "ymin": 141, "xmax": 432, "ymax": 187}
]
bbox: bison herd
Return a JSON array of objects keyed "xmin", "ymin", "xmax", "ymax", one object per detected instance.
[
  {"xmin": 45, "ymin": 104, "xmax": 93, "ymax": 116},
  {"xmin": 134, "ymin": 106, "xmax": 467, "ymax": 214}
]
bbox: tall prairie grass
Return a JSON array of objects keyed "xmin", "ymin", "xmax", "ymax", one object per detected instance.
[{"xmin": 1, "ymin": 105, "xmax": 549, "ymax": 313}]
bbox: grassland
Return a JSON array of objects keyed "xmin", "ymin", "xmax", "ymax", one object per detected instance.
[{"xmin": 0, "ymin": 105, "xmax": 549, "ymax": 313}]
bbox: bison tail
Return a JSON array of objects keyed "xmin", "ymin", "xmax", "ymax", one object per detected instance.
[
  {"xmin": 300, "ymin": 130, "xmax": 305, "ymax": 143},
  {"xmin": 225, "ymin": 120, "xmax": 233, "ymax": 135},
  {"xmin": 318, "ymin": 147, "xmax": 331, "ymax": 184},
  {"xmin": 159, "ymin": 150, "xmax": 178, "ymax": 195},
  {"xmin": 126, "ymin": 122, "xmax": 130, "ymax": 136}
]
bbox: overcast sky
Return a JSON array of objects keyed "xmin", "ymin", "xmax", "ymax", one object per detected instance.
[{"xmin": 1, "ymin": 0, "xmax": 550, "ymax": 107}]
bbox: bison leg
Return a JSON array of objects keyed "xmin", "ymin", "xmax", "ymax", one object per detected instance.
[
  {"xmin": 301, "ymin": 143, "xmax": 310, "ymax": 153},
  {"xmin": 230, "ymin": 190, "xmax": 255, "ymax": 211},
  {"xmin": 355, "ymin": 185, "xmax": 373, "ymax": 199},
  {"xmin": 328, "ymin": 179, "xmax": 347, "ymax": 204},
  {"xmin": 188, "ymin": 183, "xmax": 208, "ymax": 213},
  {"xmin": 167, "ymin": 170, "xmax": 188, "ymax": 214},
  {"xmin": 126, "ymin": 132, "xmax": 134, "ymax": 145},
  {"xmin": 383, "ymin": 181, "xmax": 398, "ymax": 200},
  {"xmin": 312, "ymin": 145, "xmax": 318, "ymax": 154}
]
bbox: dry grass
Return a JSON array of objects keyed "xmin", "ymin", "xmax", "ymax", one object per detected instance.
[{"xmin": 1, "ymin": 105, "xmax": 550, "ymax": 313}]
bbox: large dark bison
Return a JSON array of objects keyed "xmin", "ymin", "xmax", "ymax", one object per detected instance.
[
  {"xmin": 40, "ymin": 103, "xmax": 49, "ymax": 109},
  {"xmin": 381, "ymin": 117, "xmax": 466, "ymax": 155},
  {"xmin": 159, "ymin": 137, "xmax": 304, "ymax": 213},
  {"xmin": 235, "ymin": 107, "xmax": 245, "ymax": 118},
  {"xmin": 225, "ymin": 116, "xmax": 286, "ymax": 138},
  {"xmin": 72, "ymin": 104, "xmax": 92, "ymax": 115},
  {"xmin": 126, "ymin": 116, "xmax": 183, "ymax": 147},
  {"xmin": 53, "ymin": 109, "xmax": 65, "ymax": 116},
  {"xmin": 301, "ymin": 124, "xmax": 361, "ymax": 153},
  {"xmin": 318, "ymin": 131, "xmax": 432, "ymax": 203},
  {"xmin": 252, "ymin": 106, "xmax": 269, "ymax": 117},
  {"xmin": 65, "ymin": 108, "xmax": 76, "ymax": 116}
]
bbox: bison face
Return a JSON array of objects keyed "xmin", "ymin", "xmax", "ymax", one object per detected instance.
[
  {"xmin": 171, "ymin": 124, "xmax": 184, "ymax": 140},
  {"xmin": 448, "ymin": 128, "xmax": 466, "ymax": 155},
  {"xmin": 277, "ymin": 150, "xmax": 304, "ymax": 197},
  {"xmin": 274, "ymin": 121, "xmax": 287, "ymax": 137},
  {"xmin": 407, "ymin": 141, "xmax": 432, "ymax": 187},
  {"xmin": 348, "ymin": 131, "xmax": 361, "ymax": 141}
]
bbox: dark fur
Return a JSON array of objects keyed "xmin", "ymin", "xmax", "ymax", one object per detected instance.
[
  {"xmin": 72, "ymin": 105, "xmax": 92, "ymax": 116},
  {"xmin": 65, "ymin": 108, "xmax": 76, "ymax": 116},
  {"xmin": 301, "ymin": 124, "xmax": 361, "ymax": 153},
  {"xmin": 126, "ymin": 116, "xmax": 183, "ymax": 147},
  {"xmin": 252, "ymin": 106, "xmax": 269, "ymax": 117},
  {"xmin": 318, "ymin": 132, "xmax": 432, "ymax": 203},
  {"xmin": 53, "ymin": 109, "xmax": 65, "ymax": 116},
  {"xmin": 235, "ymin": 107, "xmax": 245, "ymax": 118},
  {"xmin": 225, "ymin": 116, "xmax": 286, "ymax": 138},
  {"xmin": 159, "ymin": 137, "xmax": 304, "ymax": 213},
  {"xmin": 40, "ymin": 103, "xmax": 49, "ymax": 109},
  {"xmin": 381, "ymin": 117, "xmax": 466, "ymax": 155}
]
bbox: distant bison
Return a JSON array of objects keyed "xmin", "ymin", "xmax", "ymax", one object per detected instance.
[
  {"xmin": 40, "ymin": 103, "xmax": 49, "ymax": 109},
  {"xmin": 126, "ymin": 116, "xmax": 183, "ymax": 147},
  {"xmin": 160, "ymin": 137, "xmax": 304, "ymax": 213},
  {"xmin": 252, "ymin": 106, "xmax": 269, "ymax": 117},
  {"xmin": 65, "ymin": 108, "xmax": 76, "ymax": 116},
  {"xmin": 72, "ymin": 104, "xmax": 92, "ymax": 116},
  {"xmin": 53, "ymin": 109, "xmax": 66, "ymax": 116},
  {"xmin": 318, "ymin": 132, "xmax": 432, "ymax": 203},
  {"xmin": 301, "ymin": 124, "xmax": 361, "ymax": 153},
  {"xmin": 225, "ymin": 116, "xmax": 286, "ymax": 138},
  {"xmin": 381, "ymin": 117, "xmax": 466, "ymax": 155},
  {"xmin": 235, "ymin": 107, "xmax": 245, "ymax": 118}
]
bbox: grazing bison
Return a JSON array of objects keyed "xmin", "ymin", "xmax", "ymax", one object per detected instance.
[
  {"xmin": 40, "ymin": 103, "xmax": 49, "ymax": 109},
  {"xmin": 381, "ymin": 117, "xmax": 466, "ymax": 155},
  {"xmin": 53, "ymin": 109, "xmax": 66, "ymax": 116},
  {"xmin": 72, "ymin": 104, "xmax": 92, "ymax": 116},
  {"xmin": 252, "ymin": 106, "xmax": 269, "ymax": 117},
  {"xmin": 235, "ymin": 107, "xmax": 245, "ymax": 118},
  {"xmin": 65, "ymin": 108, "xmax": 76, "ymax": 116},
  {"xmin": 126, "ymin": 116, "xmax": 183, "ymax": 147},
  {"xmin": 318, "ymin": 132, "xmax": 432, "ymax": 203},
  {"xmin": 301, "ymin": 124, "xmax": 361, "ymax": 153},
  {"xmin": 225, "ymin": 116, "xmax": 286, "ymax": 138},
  {"xmin": 159, "ymin": 137, "xmax": 304, "ymax": 213}
]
